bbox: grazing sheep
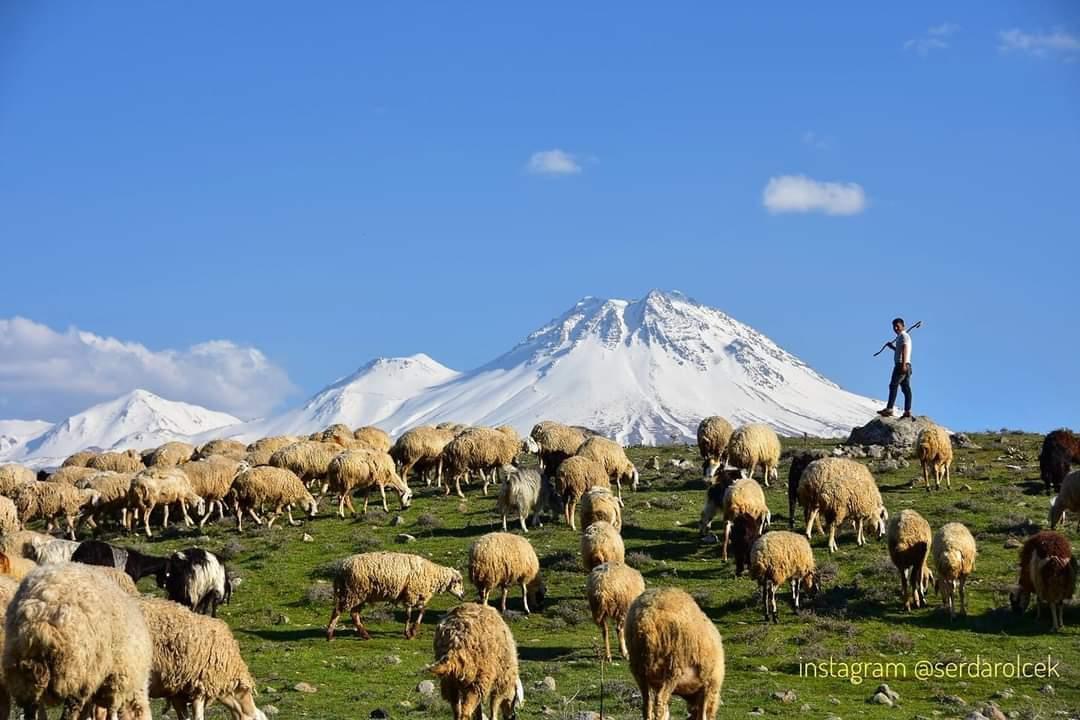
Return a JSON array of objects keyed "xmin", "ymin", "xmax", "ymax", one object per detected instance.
[
  {"xmin": 697, "ymin": 470, "xmax": 741, "ymax": 535},
  {"xmin": 625, "ymin": 587, "xmax": 725, "ymax": 720},
  {"xmin": 243, "ymin": 435, "xmax": 298, "ymax": 466},
  {"xmin": 727, "ymin": 423, "xmax": 782, "ymax": 487},
  {"xmin": 196, "ymin": 438, "xmax": 248, "ymax": 461},
  {"xmin": 87, "ymin": 448, "xmax": 145, "ymax": 473},
  {"xmin": 531, "ymin": 422, "xmax": 587, "ymax": 475},
  {"xmin": 0, "ymin": 530, "xmax": 52, "ymax": 561},
  {"xmin": 230, "ymin": 465, "xmax": 318, "ymax": 531},
  {"xmin": 314, "ymin": 423, "xmax": 355, "ymax": 446},
  {"xmin": 2, "ymin": 563, "xmax": 153, "ymax": 720},
  {"xmin": 1040, "ymin": 428, "xmax": 1080, "ymax": 493},
  {"xmin": 697, "ymin": 416, "xmax": 734, "ymax": 481},
  {"xmin": 0, "ymin": 464, "xmax": 34, "ymax": 496},
  {"xmin": 580, "ymin": 486, "xmax": 623, "ymax": 531},
  {"xmin": 429, "ymin": 603, "xmax": 524, "ymax": 720},
  {"xmin": 147, "ymin": 441, "xmax": 197, "ymax": 467},
  {"xmin": 138, "ymin": 596, "xmax": 267, "ymax": 720},
  {"xmin": 60, "ymin": 450, "xmax": 98, "ymax": 468},
  {"xmin": 0, "ymin": 497, "xmax": 17, "ymax": 537},
  {"xmin": 916, "ymin": 425, "xmax": 954, "ymax": 491},
  {"xmin": 43, "ymin": 465, "xmax": 100, "ymax": 486},
  {"xmin": 1049, "ymin": 470, "xmax": 1080, "ymax": 530},
  {"xmin": 443, "ymin": 427, "xmax": 529, "ymax": 498},
  {"xmin": 35, "ymin": 538, "xmax": 81, "ymax": 565},
  {"xmin": 1009, "ymin": 530, "xmax": 1077, "ymax": 631},
  {"xmin": 575, "ymin": 436, "xmax": 638, "ymax": 499},
  {"xmin": 75, "ymin": 470, "xmax": 135, "ymax": 528},
  {"xmin": 496, "ymin": 467, "xmax": 542, "ymax": 533},
  {"xmin": 70, "ymin": 539, "xmax": 168, "ymax": 583},
  {"xmin": 728, "ymin": 515, "xmax": 761, "ymax": 578},
  {"xmin": 0, "ymin": 575, "xmax": 19, "ymax": 720},
  {"xmin": 326, "ymin": 449, "xmax": 412, "ymax": 516},
  {"xmin": 468, "ymin": 532, "xmax": 545, "ymax": 614},
  {"xmin": 327, "ymin": 551, "xmax": 465, "ymax": 640},
  {"xmin": 887, "ymin": 509, "xmax": 934, "ymax": 610},
  {"xmin": 128, "ymin": 466, "xmax": 206, "ymax": 537},
  {"xmin": 94, "ymin": 566, "xmax": 139, "ymax": 595},
  {"xmin": 553, "ymin": 456, "xmax": 611, "ymax": 530},
  {"xmin": 748, "ymin": 531, "xmax": 819, "ymax": 622},
  {"xmin": 787, "ymin": 449, "xmax": 829, "ymax": 529},
  {"xmin": 389, "ymin": 426, "xmax": 456, "ymax": 487},
  {"xmin": 12, "ymin": 481, "xmax": 99, "ymax": 540},
  {"xmin": 181, "ymin": 456, "xmax": 244, "ymax": 526},
  {"xmin": 581, "ymin": 521, "xmax": 625, "ymax": 571},
  {"xmin": 797, "ymin": 458, "xmax": 888, "ymax": 553},
  {"xmin": 268, "ymin": 440, "xmax": 342, "ymax": 494},
  {"xmin": 717, "ymin": 479, "xmax": 771, "ymax": 562},
  {"xmin": 0, "ymin": 552, "xmax": 37, "ymax": 581},
  {"xmin": 161, "ymin": 548, "xmax": 233, "ymax": 617},
  {"xmin": 932, "ymin": 522, "xmax": 977, "ymax": 619},
  {"xmin": 353, "ymin": 426, "xmax": 392, "ymax": 453},
  {"xmin": 586, "ymin": 561, "xmax": 645, "ymax": 661}
]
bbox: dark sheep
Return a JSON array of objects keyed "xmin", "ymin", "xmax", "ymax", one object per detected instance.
[
  {"xmin": 70, "ymin": 539, "xmax": 168, "ymax": 583},
  {"xmin": 788, "ymin": 449, "xmax": 829, "ymax": 529},
  {"xmin": 1040, "ymin": 429, "xmax": 1080, "ymax": 493},
  {"xmin": 160, "ymin": 548, "xmax": 233, "ymax": 617},
  {"xmin": 729, "ymin": 515, "xmax": 761, "ymax": 577}
]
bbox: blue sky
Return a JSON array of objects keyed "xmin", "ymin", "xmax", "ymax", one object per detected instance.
[{"xmin": 1, "ymin": 1, "xmax": 1078, "ymax": 430}]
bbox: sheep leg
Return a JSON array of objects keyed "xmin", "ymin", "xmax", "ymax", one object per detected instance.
[
  {"xmin": 653, "ymin": 685, "xmax": 674, "ymax": 720},
  {"xmin": 379, "ymin": 484, "xmax": 389, "ymax": 513},
  {"xmin": 144, "ymin": 505, "xmax": 155, "ymax": 538},
  {"xmin": 286, "ymin": 506, "xmax": 300, "ymax": 526},
  {"xmin": 455, "ymin": 474, "xmax": 465, "ymax": 499},
  {"xmin": 350, "ymin": 607, "xmax": 372, "ymax": 640},
  {"xmin": 457, "ymin": 691, "xmax": 481, "ymax": 720},
  {"xmin": 248, "ymin": 507, "xmax": 263, "ymax": 524},
  {"xmin": 600, "ymin": 617, "xmax": 612, "ymax": 662},
  {"xmin": 722, "ymin": 520, "xmax": 732, "ymax": 561},
  {"xmin": 617, "ymin": 618, "xmax": 629, "ymax": 658},
  {"xmin": 337, "ymin": 494, "xmax": 347, "ymax": 518},
  {"xmin": 791, "ymin": 577, "xmax": 800, "ymax": 609},
  {"xmin": 190, "ymin": 696, "xmax": 206, "ymax": 720},
  {"xmin": 479, "ymin": 469, "xmax": 488, "ymax": 495},
  {"xmin": 769, "ymin": 583, "xmax": 779, "ymax": 622},
  {"xmin": 501, "ymin": 513, "xmax": 509, "ymax": 532},
  {"xmin": 805, "ymin": 508, "xmax": 819, "ymax": 539},
  {"xmin": 760, "ymin": 581, "xmax": 770, "ymax": 622},
  {"xmin": 921, "ymin": 461, "xmax": 930, "ymax": 490},
  {"xmin": 520, "ymin": 582, "xmax": 531, "ymax": 614},
  {"xmin": 480, "ymin": 588, "xmax": 491, "ymax": 607},
  {"xmin": 827, "ymin": 523, "xmax": 837, "ymax": 553},
  {"xmin": 944, "ymin": 463, "xmax": 951, "ymax": 490},
  {"xmin": 65, "ymin": 514, "xmax": 76, "ymax": 541},
  {"xmin": 411, "ymin": 604, "xmax": 427, "ymax": 638},
  {"xmin": 59, "ymin": 699, "xmax": 85, "ymax": 720},
  {"xmin": 500, "ymin": 586, "xmax": 509, "ymax": 613},
  {"xmin": 345, "ymin": 494, "xmax": 356, "ymax": 515},
  {"xmin": 855, "ymin": 518, "xmax": 865, "ymax": 546},
  {"xmin": 959, "ymin": 575, "xmax": 968, "ymax": 615},
  {"xmin": 900, "ymin": 568, "xmax": 911, "ymax": 611},
  {"xmin": 403, "ymin": 606, "xmax": 414, "ymax": 638},
  {"xmin": 180, "ymin": 500, "xmax": 193, "ymax": 526},
  {"xmin": 568, "ymin": 500, "xmax": 578, "ymax": 531},
  {"xmin": 519, "ymin": 511, "xmax": 528, "ymax": 533}
]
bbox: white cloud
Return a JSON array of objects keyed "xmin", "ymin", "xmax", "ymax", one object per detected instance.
[
  {"xmin": 998, "ymin": 28, "xmax": 1080, "ymax": 57},
  {"xmin": 0, "ymin": 317, "xmax": 295, "ymax": 420},
  {"xmin": 905, "ymin": 22, "xmax": 959, "ymax": 55},
  {"xmin": 526, "ymin": 149, "xmax": 582, "ymax": 175},
  {"xmin": 762, "ymin": 175, "xmax": 867, "ymax": 216}
]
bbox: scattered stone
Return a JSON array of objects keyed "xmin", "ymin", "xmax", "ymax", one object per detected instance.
[
  {"xmin": 829, "ymin": 697, "xmax": 841, "ymax": 705},
  {"xmin": 541, "ymin": 706, "xmax": 556, "ymax": 716},
  {"xmin": 396, "ymin": 533, "xmax": 417, "ymax": 544},
  {"xmin": 301, "ymin": 533, "xmax": 314, "ymax": 543},
  {"xmin": 965, "ymin": 713, "xmax": 989, "ymax": 720},
  {"xmin": 1039, "ymin": 684, "xmax": 1054, "ymax": 696},
  {"xmin": 992, "ymin": 689, "xmax": 1014, "ymax": 700},
  {"xmin": 574, "ymin": 712, "xmax": 600, "ymax": 720},
  {"xmin": 799, "ymin": 704, "xmax": 811, "ymax": 712},
  {"xmin": 647, "ymin": 456, "xmax": 661, "ymax": 471},
  {"xmin": 951, "ymin": 433, "xmax": 980, "ymax": 449},
  {"xmin": 272, "ymin": 613, "xmax": 290, "ymax": 626},
  {"xmin": 870, "ymin": 692, "xmax": 894, "ymax": 706},
  {"xmin": 399, "ymin": 701, "xmax": 412, "ymax": 710},
  {"xmin": 1004, "ymin": 465, "xmax": 1024, "ymax": 472},
  {"xmin": 876, "ymin": 459, "xmax": 902, "ymax": 473},
  {"xmin": 876, "ymin": 684, "xmax": 900, "ymax": 703},
  {"xmin": 939, "ymin": 695, "xmax": 966, "ymax": 706},
  {"xmin": 293, "ymin": 682, "xmax": 317, "ymax": 694},
  {"xmin": 848, "ymin": 415, "xmax": 938, "ymax": 449},
  {"xmin": 385, "ymin": 655, "xmax": 401, "ymax": 665},
  {"xmin": 748, "ymin": 708, "xmax": 765, "ymax": 716},
  {"xmin": 539, "ymin": 676, "xmax": 557, "ymax": 692},
  {"xmin": 756, "ymin": 665, "xmax": 769, "ymax": 673},
  {"xmin": 264, "ymin": 686, "xmax": 277, "ymax": 694},
  {"xmin": 1004, "ymin": 537, "xmax": 1022, "ymax": 549},
  {"xmin": 391, "ymin": 515, "xmax": 406, "ymax": 526},
  {"xmin": 981, "ymin": 704, "xmax": 1007, "ymax": 720},
  {"xmin": 263, "ymin": 706, "xmax": 279, "ymax": 716},
  {"xmin": 772, "ymin": 690, "xmax": 797, "ymax": 703},
  {"xmin": 370, "ymin": 710, "xmax": 388, "ymax": 720},
  {"xmin": 867, "ymin": 445, "xmax": 886, "ymax": 459},
  {"xmin": 700, "ymin": 534, "xmax": 719, "ymax": 545},
  {"xmin": 416, "ymin": 680, "xmax": 436, "ymax": 696}
]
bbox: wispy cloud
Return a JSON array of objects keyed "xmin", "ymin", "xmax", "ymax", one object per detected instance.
[
  {"xmin": 998, "ymin": 28, "xmax": 1080, "ymax": 58},
  {"xmin": 905, "ymin": 22, "xmax": 960, "ymax": 55},
  {"xmin": 762, "ymin": 175, "xmax": 867, "ymax": 216},
  {"xmin": 802, "ymin": 130, "xmax": 828, "ymax": 150},
  {"xmin": 0, "ymin": 317, "xmax": 295, "ymax": 420},
  {"xmin": 525, "ymin": 149, "xmax": 582, "ymax": 176}
]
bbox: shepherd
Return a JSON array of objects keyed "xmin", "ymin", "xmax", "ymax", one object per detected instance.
[{"xmin": 877, "ymin": 317, "xmax": 913, "ymax": 419}]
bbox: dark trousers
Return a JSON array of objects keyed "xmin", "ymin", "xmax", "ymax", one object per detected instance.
[{"xmin": 887, "ymin": 364, "xmax": 912, "ymax": 413}]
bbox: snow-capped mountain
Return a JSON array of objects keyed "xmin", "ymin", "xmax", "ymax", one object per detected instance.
[
  {"xmin": 0, "ymin": 419, "xmax": 54, "ymax": 458},
  {"xmin": 2, "ymin": 390, "xmax": 240, "ymax": 467}
]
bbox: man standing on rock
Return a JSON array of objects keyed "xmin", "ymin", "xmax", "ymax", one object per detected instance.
[{"xmin": 878, "ymin": 317, "xmax": 913, "ymax": 419}]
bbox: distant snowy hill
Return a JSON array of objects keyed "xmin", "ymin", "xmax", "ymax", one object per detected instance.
[
  {"xmin": 0, "ymin": 290, "xmax": 884, "ymax": 461},
  {"xmin": 0, "ymin": 419, "xmax": 53, "ymax": 458}
]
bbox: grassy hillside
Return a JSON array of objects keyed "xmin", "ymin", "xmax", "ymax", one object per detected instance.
[{"xmin": 111, "ymin": 432, "xmax": 1077, "ymax": 719}]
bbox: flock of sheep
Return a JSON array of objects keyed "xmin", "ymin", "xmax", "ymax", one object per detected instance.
[{"xmin": 0, "ymin": 418, "xmax": 1077, "ymax": 720}]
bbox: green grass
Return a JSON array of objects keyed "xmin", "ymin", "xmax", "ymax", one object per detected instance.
[{"xmin": 112, "ymin": 432, "xmax": 1078, "ymax": 719}]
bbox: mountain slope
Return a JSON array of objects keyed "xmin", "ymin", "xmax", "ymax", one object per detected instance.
[{"xmin": 0, "ymin": 419, "xmax": 54, "ymax": 458}]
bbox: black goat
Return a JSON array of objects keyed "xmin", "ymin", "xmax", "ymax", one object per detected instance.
[
  {"xmin": 160, "ymin": 548, "xmax": 233, "ymax": 617},
  {"xmin": 70, "ymin": 539, "xmax": 168, "ymax": 583}
]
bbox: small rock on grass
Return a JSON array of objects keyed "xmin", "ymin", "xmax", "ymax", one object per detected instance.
[
  {"xmin": 416, "ymin": 680, "xmax": 436, "ymax": 696},
  {"xmin": 771, "ymin": 690, "xmax": 796, "ymax": 703},
  {"xmin": 396, "ymin": 533, "xmax": 417, "ymax": 544},
  {"xmin": 870, "ymin": 692, "xmax": 894, "ymax": 706},
  {"xmin": 539, "ymin": 676, "xmax": 556, "ymax": 692},
  {"xmin": 876, "ymin": 684, "xmax": 900, "ymax": 703},
  {"xmin": 301, "ymin": 533, "xmax": 314, "ymax": 542},
  {"xmin": 293, "ymin": 682, "xmax": 317, "ymax": 693},
  {"xmin": 1004, "ymin": 538, "xmax": 1022, "ymax": 549}
]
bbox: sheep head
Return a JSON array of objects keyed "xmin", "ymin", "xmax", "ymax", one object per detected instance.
[
  {"xmin": 874, "ymin": 507, "xmax": 889, "ymax": 538},
  {"xmin": 399, "ymin": 485, "xmax": 413, "ymax": 510},
  {"xmin": 305, "ymin": 494, "xmax": 319, "ymax": 517},
  {"xmin": 446, "ymin": 570, "xmax": 465, "ymax": 600},
  {"xmin": 526, "ymin": 575, "xmax": 547, "ymax": 612},
  {"xmin": 801, "ymin": 570, "xmax": 821, "ymax": 598}
]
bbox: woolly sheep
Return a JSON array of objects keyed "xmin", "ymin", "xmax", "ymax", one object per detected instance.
[
  {"xmin": 787, "ymin": 449, "xmax": 828, "ymax": 530},
  {"xmin": 326, "ymin": 449, "xmax": 412, "ymax": 516},
  {"xmin": 196, "ymin": 439, "xmax": 248, "ymax": 461},
  {"xmin": 575, "ymin": 436, "xmax": 638, "ymax": 499},
  {"xmin": 230, "ymin": 465, "xmax": 317, "ymax": 531},
  {"xmin": 314, "ymin": 423, "xmax": 355, "ymax": 446},
  {"xmin": 0, "ymin": 464, "xmax": 34, "ymax": 496},
  {"xmin": 94, "ymin": 565, "xmax": 140, "ymax": 595},
  {"xmin": 554, "ymin": 456, "xmax": 611, "ymax": 530},
  {"xmin": 43, "ymin": 465, "xmax": 100, "ymax": 486},
  {"xmin": 0, "ymin": 553, "xmax": 36, "ymax": 581},
  {"xmin": 0, "ymin": 497, "xmax": 16, "ymax": 537},
  {"xmin": 139, "ymin": 596, "xmax": 267, "ymax": 719},
  {"xmin": 697, "ymin": 472, "xmax": 739, "ymax": 535},
  {"xmin": 0, "ymin": 530, "xmax": 52, "ymax": 561},
  {"xmin": 181, "ymin": 456, "xmax": 244, "ymax": 526},
  {"xmin": 727, "ymin": 423, "xmax": 781, "ymax": 487},
  {"xmin": 389, "ymin": 426, "xmax": 455, "ymax": 487},
  {"xmin": 87, "ymin": 448, "xmax": 145, "ymax": 473},
  {"xmin": 243, "ymin": 435, "xmax": 298, "ymax": 466},
  {"xmin": 35, "ymin": 538, "xmax": 81, "ymax": 565},
  {"xmin": 1009, "ymin": 530, "xmax": 1077, "ymax": 631},
  {"xmin": 496, "ymin": 467, "xmax": 542, "ymax": 533},
  {"xmin": 147, "ymin": 441, "xmax": 197, "ymax": 467},
  {"xmin": 60, "ymin": 450, "xmax": 98, "ymax": 468},
  {"xmin": 887, "ymin": 509, "xmax": 933, "ymax": 610},
  {"xmin": 0, "ymin": 575, "xmax": 19, "ymax": 720},
  {"xmin": 1040, "ymin": 428, "xmax": 1080, "ymax": 493},
  {"xmin": 353, "ymin": 426, "xmax": 392, "ymax": 453},
  {"xmin": 625, "ymin": 587, "xmax": 725, "ymax": 720},
  {"xmin": 797, "ymin": 457, "xmax": 888, "ymax": 553},
  {"xmin": 268, "ymin": 440, "xmax": 342, "ymax": 494},
  {"xmin": 697, "ymin": 416, "xmax": 734, "ymax": 481},
  {"xmin": 161, "ymin": 548, "xmax": 233, "ymax": 617},
  {"xmin": 443, "ymin": 427, "xmax": 528, "ymax": 498},
  {"xmin": 468, "ymin": 532, "xmax": 545, "ymax": 614},
  {"xmin": 932, "ymin": 522, "xmax": 977, "ymax": 619},
  {"xmin": 1049, "ymin": 470, "xmax": 1080, "ymax": 530},
  {"xmin": 327, "ymin": 551, "xmax": 465, "ymax": 640},
  {"xmin": 718, "ymin": 479, "xmax": 771, "ymax": 562},
  {"xmin": 531, "ymin": 422, "xmax": 587, "ymax": 474},
  {"xmin": 586, "ymin": 561, "xmax": 645, "ymax": 661},
  {"xmin": 3, "ymin": 563, "xmax": 153, "ymax": 719},
  {"xmin": 748, "ymin": 531, "xmax": 819, "ymax": 622},
  {"xmin": 916, "ymin": 425, "xmax": 953, "ymax": 491},
  {"xmin": 75, "ymin": 470, "xmax": 135, "ymax": 528},
  {"xmin": 13, "ymin": 481, "xmax": 99, "ymax": 540},
  {"xmin": 128, "ymin": 466, "xmax": 206, "ymax": 537},
  {"xmin": 581, "ymin": 521, "xmax": 625, "ymax": 571},
  {"xmin": 580, "ymin": 486, "xmax": 622, "ymax": 531},
  {"xmin": 430, "ymin": 602, "xmax": 524, "ymax": 720}
]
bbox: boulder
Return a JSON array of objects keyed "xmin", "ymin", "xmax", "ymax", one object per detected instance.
[{"xmin": 847, "ymin": 415, "xmax": 939, "ymax": 449}]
